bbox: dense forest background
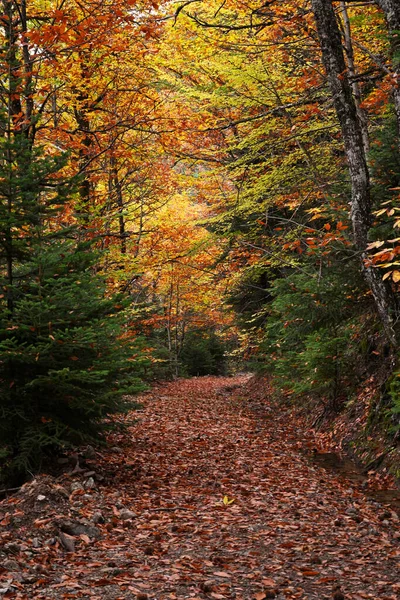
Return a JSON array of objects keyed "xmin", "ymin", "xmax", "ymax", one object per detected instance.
[{"xmin": 1, "ymin": 0, "xmax": 400, "ymax": 483}]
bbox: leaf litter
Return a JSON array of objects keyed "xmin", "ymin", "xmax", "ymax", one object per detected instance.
[{"xmin": 0, "ymin": 374, "xmax": 399, "ymax": 599}]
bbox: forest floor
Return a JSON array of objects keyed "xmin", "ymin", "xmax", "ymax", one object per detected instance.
[{"xmin": 0, "ymin": 375, "xmax": 399, "ymax": 600}]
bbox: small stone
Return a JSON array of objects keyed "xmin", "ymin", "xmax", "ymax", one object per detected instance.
[
  {"xmin": 381, "ymin": 519, "xmax": 390, "ymax": 527},
  {"xmin": 200, "ymin": 580, "xmax": 215, "ymax": 593},
  {"xmin": 59, "ymin": 532, "xmax": 75, "ymax": 553},
  {"xmin": 83, "ymin": 446, "xmax": 97, "ymax": 460},
  {"xmin": 3, "ymin": 559, "xmax": 20, "ymax": 571},
  {"xmin": 4, "ymin": 542, "xmax": 20, "ymax": 554},
  {"xmin": 37, "ymin": 494, "xmax": 47, "ymax": 502},
  {"xmin": 345, "ymin": 507, "xmax": 358, "ymax": 516},
  {"xmin": 70, "ymin": 481, "xmax": 84, "ymax": 492},
  {"xmin": 60, "ymin": 520, "xmax": 101, "ymax": 539},
  {"xmin": 92, "ymin": 511, "xmax": 105, "ymax": 524},
  {"xmin": 334, "ymin": 519, "xmax": 343, "ymax": 527},
  {"xmin": 84, "ymin": 477, "xmax": 95, "ymax": 489},
  {"xmin": 310, "ymin": 553, "xmax": 322, "ymax": 564},
  {"xmin": 31, "ymin": 538, "xmax": 40, "ymax": 549},
  {"xmin": 33, "ymin": 564, "xmax": 48, "ymax": 575},
  {"xmin": 21, "ymin": 574, "xmax": 38, "ymax": 584},
  {"xmin": 120, "ymin": 509, "xmax": 136, "ymax": 521}
]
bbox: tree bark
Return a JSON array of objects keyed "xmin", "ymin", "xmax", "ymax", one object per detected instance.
[
  {"xmin": 311, "ymin": 0, "xmax": 396, "ymax": 344},
  {"xmin": 375, "ymin": 0, "xmax": 400, "ymax": 143},
  {"xmin": 340, "ymin": 1, "xmax": 369, "ymax": 155}
]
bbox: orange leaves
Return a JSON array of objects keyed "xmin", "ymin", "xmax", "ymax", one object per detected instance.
[
  {"xmin": 368, "ymin": 198, "xmax": 400, "ymax": 282},
  {"xmin": 1, "ymin": 375, "xmax": 400, "ymax": 598},
  {"xmin": 360, "ymin": 79, "xmax": 392, "ymax": 114}
]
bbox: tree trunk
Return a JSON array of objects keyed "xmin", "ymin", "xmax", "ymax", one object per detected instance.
[
  {"xmin": 375, "ymin": 0, "xmax": 400, "ymax": 143},
  {"xmin": 311, "ymin": 0, "xmax": 396, "ymax": 344},
  {"xmin": 340, "ymin": 1, "xmax": 369, "ymax": 155},
  {"xmin": 110, "ymin": 155, "xmax": 127, "ymax": 256}
]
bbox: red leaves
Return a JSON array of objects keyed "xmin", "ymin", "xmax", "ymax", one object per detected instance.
[{"xmin": 1, "ymin": 375, "xmax": 399, "ymax": 599}]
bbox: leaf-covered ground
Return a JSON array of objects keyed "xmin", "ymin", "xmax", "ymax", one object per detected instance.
[{"xmin": 1, "ymin": 375, "xmax": 399, "ymax": 600}]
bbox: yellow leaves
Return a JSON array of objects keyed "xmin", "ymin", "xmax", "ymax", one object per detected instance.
[
  {"xmin": 367, "ymin": 240, "xmax": 386, "ymax": 250},
  {"xmin": 391, "ymin": 271, "xmax": 400, "ymax": 282},
  {"xmin": 382, "ymin": 270, "xmax": 400, "ymax": 283},
  {"xmin": 223, "ymin": 495, "xmax": 235, "ymax": 506}
]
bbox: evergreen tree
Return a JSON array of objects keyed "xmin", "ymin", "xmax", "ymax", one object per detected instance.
[
  {"xmin": 180, "ymin": 328, "xmax": 226, "ymax": 376},
  {"xmin": 0, "ymin": 135, "xmax": 147, "ymax": 484}
]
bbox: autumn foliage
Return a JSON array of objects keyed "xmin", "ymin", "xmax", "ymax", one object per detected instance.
[{"xmin": 1, "ymin": 0, "xmax": 400, "ymax": 482}]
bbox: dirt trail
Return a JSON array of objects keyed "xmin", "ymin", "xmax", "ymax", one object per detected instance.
[{"xmin": 0, "ymin": 375, "xmax": 399, "ymax": 599}]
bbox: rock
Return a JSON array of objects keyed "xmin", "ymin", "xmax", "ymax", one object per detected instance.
[
  {"xmin": 54, "ymin": 484, "xmax": 69, "ymax": 499},
  {"xmin": 310, "ymin": 553, "xmax": 322, "ymax": 564},
  {"xmin": 37, "ymin": 494, "xmax": 47, "ymax": 502},
  {"xmin": 83, "ymin": 446, "xmax": 97, "ymax": 460},
  {"xmin": 4, "ymin": 542, "xmax": 20, "ymax": 555},
  {"xmin": 101, "ymin": 567, "xmax": 123, "ymax": 576},
  {"xmin": 21, "ymin": 574, "xmax": 38, "ymax": 584},
  {"xmin": 92, "ymin": 511, "xmax": 105, "ymax": 524},
  {"xmin": 33, "ymin": 564, "xmax": 48, "ymax": 575},
  {"xmin": 334, "ymin": 518, "xmax": 343, "ymax": 527},
  {"xmin": 0, "ymin": 587, "xmax": 13, "ymax": 595},
  {"xmin": 120, "ymin": 509, "xmax": 136, "ymax": 521},
  {"xmin": 70, "ymin": 482, "xmax": 84, "ymax": 492},
  {"xmin": 345, "ymin": 507, "xmax": 358, "ymax": 516},
  {"xmin": 31, "ymin": 539, "xmax": 40, "ymax": 549},
  {"xmin": 9, "ymin": 572, "xmax": 24, "ymax": 583},
  {"xmin": 3, "ymin": 559, "xmax": 20, "ymax": 571},
  {"xmin": 84, "ymin": 477, "xmax": 95, "ymax": 489},
  {"xmin": 60, "ymin": 519, "xmax": 101, "ymax": 539},
  {"xmin": 44, "ymin": 538, "xmax": 57, "ymax": 547},
  {"xmin": 200, "ymin": 580, "xmax": 215, "ymax": 593},
  {"xmin": 59, "ymin": 532, "xmax": 75, "ymax": 553}
]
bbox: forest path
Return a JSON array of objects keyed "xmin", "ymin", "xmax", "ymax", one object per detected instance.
[{"xmin": 1, "ymin": 375, "xmax": 399, "ymax": 599}]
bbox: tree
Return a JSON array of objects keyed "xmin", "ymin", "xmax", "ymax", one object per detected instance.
[
  {"xmin": 375, "ymin": 0, "xmax": 400, "ymax": 142},
  {"xmin": 310, "ymin": 0, "xmax": 397, "ymax": 345},
  {"xmin": 0, "ymin": 0, "xmax": 149, "ymax": 483}
]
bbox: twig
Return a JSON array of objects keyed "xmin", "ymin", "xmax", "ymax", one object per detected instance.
[{"xmin": 0, "ymin": 486, "xmax": 21, "ymax": 496}]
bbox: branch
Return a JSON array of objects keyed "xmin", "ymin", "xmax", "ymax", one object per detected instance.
[{"xmin": 174, "ymin": 0, "xmax": 203, "ymax": 25}]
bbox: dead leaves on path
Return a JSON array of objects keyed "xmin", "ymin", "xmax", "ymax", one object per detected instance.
[{"xmin": 0, "ymin": 375, "xmax": 399, "ymax": 599}]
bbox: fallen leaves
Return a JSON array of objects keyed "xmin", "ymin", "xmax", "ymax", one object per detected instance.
[{"xmin": 0, "ymin": 375, "xmax": 399, "ymax": 600}]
